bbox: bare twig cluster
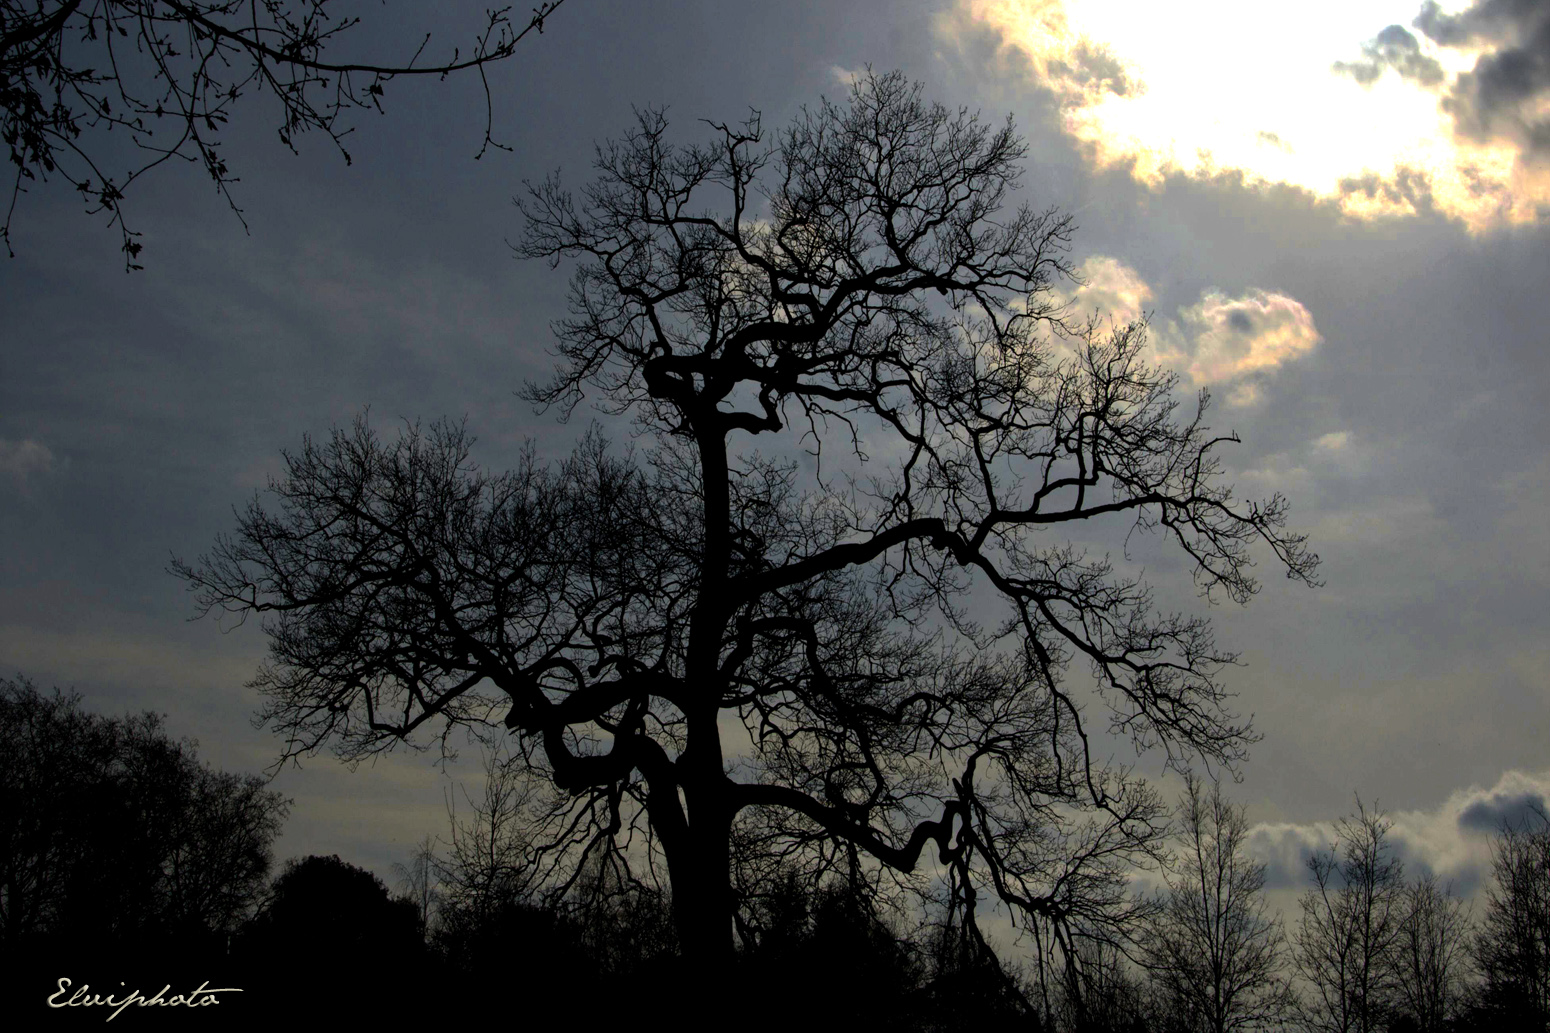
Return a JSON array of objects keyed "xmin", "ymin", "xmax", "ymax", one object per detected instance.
[{"xmin": 1, "ymin": 0, "xmax": 566, "ymax": 267}]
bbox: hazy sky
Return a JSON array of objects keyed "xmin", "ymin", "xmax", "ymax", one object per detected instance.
[{"xmin": 2, "ymin": 0, "xmax": 1546, "ymax": 911}]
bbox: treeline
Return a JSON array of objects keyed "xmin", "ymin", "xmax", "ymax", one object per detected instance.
[
  {"xmin": 394, "ymin": 761, "xmax": 1550, "ymax": 1032},
  {"xmin": 5, "ymin": 675, "xmax": 1548, "ymax": 1030},
  {"xmin": 1042, "ymin": 777, "xmax": 1550, "ymax": 1033},
  {"xmin": 0, "ymin": 676, "xmax": 287, "ymax": 957}
]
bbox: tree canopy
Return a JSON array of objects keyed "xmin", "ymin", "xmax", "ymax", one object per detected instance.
[
  {"xmin": 177, "ymin": 70, "xmax": 1319, "ymax": 998},
  {"xmin": 1472, "ymin": 804, "xmax": 1550, "ymax": 1028},
  {"xmin": 0, "ymin": 674, "xmax": 289, "ymax": 949}
]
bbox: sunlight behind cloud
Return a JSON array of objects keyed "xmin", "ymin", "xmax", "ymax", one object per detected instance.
[
  {"xmin": 941, "ymin": 0, "xmax": 1549, "ymax": 231},
  {"xmin": 1053, "ymin": 257, "xmax": 1320, "ymax": 407}
]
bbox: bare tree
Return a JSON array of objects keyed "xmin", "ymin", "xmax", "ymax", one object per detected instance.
[
  {"xmin": 177, "ymin": 71, "xmax": 1319, "ymax": 992},
  {"xmin": 1294, "ymin": 799, "xmax": 1406, "ymax": 1033},
  {"xmin": 391, "ymin": 833, "xmax": 441, "ymax": 937},
  {"xmin": 1, "ymin": 0, "xmax": 568, "ymax": 267},
  {"xmin": 1472, "ymin": 804, "xmax": 1550, "ymax": 1029},
  {"xmin": 434, "ymin": 740, "xmax": 544, "ymax": 929},
  {"xmin": 1054, "ymin": 935, "xmax": 1152, "ymax": 1033},
  {"xmin": 1143, "ymin": 772, "xmax": 1295, "ymax": 1033},
  {"xmin": 1391, "ymin": 872, "xmax": 1470, "ymax": 1033}
]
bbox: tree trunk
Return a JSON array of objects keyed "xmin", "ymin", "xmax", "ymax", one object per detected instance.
[
  {"xmin": 666, "ymin": 418, "xmax": 738, "ymax": 979},
  {"xmin": 672, "ymin": 709, "xmax": 734, "ymax": 968}
]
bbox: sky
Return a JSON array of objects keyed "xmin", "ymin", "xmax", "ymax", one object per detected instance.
[{"xmin": 2, "ymin": 0, "xmax": 1548, "ymax": 924}]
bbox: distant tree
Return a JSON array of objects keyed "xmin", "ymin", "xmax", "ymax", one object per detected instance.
[
  {"xmin": 1143, "ymin": 773, "xmax": 1295, "ymax": 1033},
  {"xmin": 241, "ymin": 853, "xmax": 422, "ymax": 960},
  {"xmin": 0, "ymin": 674, "xmax": 288, "ymax": 950},
  {"xmin": 432, "ymin": 740, "xmax": 543, "ymax": 933},
  {"xmin": 178, "ymin": 70, "xmax": 1320, "ymax": 996},
  {"xmin": 916, "ymin": 915, "xmax": 1035, "ymax": 1032},
  {"xmin": 392, "ymin": 833, "xmax": 441, "ymax": 938},
  {"xmin": 424, "ymin": 740, "xmax": 676, "ymax": 983},
  {"xmin": 1055, "ymin": 935, "xmax": 1151, "ymax": 1033},
  {"xmin": 1, "ymin": 0, "xmax": 568, "ymax": 267},
  {"xmin": 1471, "ymin": 804, "xmax": 1550, "ymax": 1030},
  {"xmin": 1293, "ymin": 799, "xmax": 1406, "ymax": 1033},
  {"xmin": 1389, "ymin": 872, "xmax": 1471, "ymax": 1033},
  {"xmin": 736, "ymin": 873, "xmax": 922, "ymax": 1028}
]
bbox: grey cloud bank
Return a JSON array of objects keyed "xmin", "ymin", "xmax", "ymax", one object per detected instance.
[{"xmin": 1249, "ymin": 769, "xmax": 1550, "ymax": 906}]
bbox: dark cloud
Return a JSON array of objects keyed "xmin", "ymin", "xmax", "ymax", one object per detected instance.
[
  {"xmin": 1260, "ymin": 847, "xmax": 1318, "ymax": 890},
  {"xmin": 1458, "ymin": 790, "xmax": 1550, "ymax": 833},
  {"xmin": 1414, "ymin": 0, "xmax": 1541, "ymax": 46},
  {"xmin": 1249, "ymin": 824, "xmax": 1327, "ymax": 890},
  {"xmin": 1332, "ymin": 24, "xmax": 1445, "ymax": 87},
  {"xmin": 1337, "ymin": 164, "xmax": 1438, "ymax": 215},
  {"xmin": 1413, "ymin": 0, "xmax": 1550, "ymax": 160},
  {"xmin": 1049, "ymin": 40, "xmax": 1135, "ymax": 99},
  {"xmin": 1255, "ymin": 130, "xmax": 1291, "ymax": 152},
  {"xmin": 1227, "ymin": 308, "xmax": 1255, "ymax": 333}
]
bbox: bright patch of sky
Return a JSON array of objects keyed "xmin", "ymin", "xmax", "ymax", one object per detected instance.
[{"xmin": 942, "ymin": 0, "xmax": 1547, "ymax": 231}]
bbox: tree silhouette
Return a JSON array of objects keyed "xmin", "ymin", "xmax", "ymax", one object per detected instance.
[
  {"xmin": 242, "ymin": 853, "xmax": 420, "ymax": 950},
  {"xmin": 1294, "ymin": 799, "xmax": 1406, "ymax": 1033},
  {"xmin": 736, "ymin": 873, "xmax": 923, "ymax": 1028},
  {"xmin": 234, "ymin": 853, "xmax": 425, "ymax": 1018},
  {"xmin": 1143, "ymin": 773, "xmax": 1294, "ymax": 1033},
  {"xmin": 177, "ymin": 70, "xmax": 1320, "ymax": 996},
  {"xmin": 1392, "ymin": 872, "xmax": 1470, "ymax": 1033},
  {"xmin": 1, "ymin": 0, "xmax": 568, "ymax": 267},
  {"xmin": 1471, "ymin": 804, "xmax": 1550, "ymax": 1029},
  {"xmin": 0, "ymin": 675, "xmax": 288, "ymax": 950}
]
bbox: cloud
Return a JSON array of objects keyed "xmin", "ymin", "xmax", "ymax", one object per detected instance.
[
  {"xmin": 1154, "ymin": 289, "xmax": 1322, "ymax": 406},
  {"xmin": 1338, "ymin": 164, "xmax": 1439, "ymax": 218},
  {"xmin": 1246, "ymin": 769, "xmax": 1550, "ymax": 899},
  {"xmin": 938, "ymin": 0, "xmax": 1550, "ymax": 232},
  {"xmin": 1414, "ymin": 0, "xmax": 1550, "ymax": 164},
  {"xmin": 830, "ymin": 65, "xmax": 865, "ymax": 87},
  {"xmin": 1256, "ymin": 130, "xmax": 1292, "ymax": 152},
  {"xmin": 0, "ymin": 438, "xmax": 56, "ymax": 486},
  {"xmin": 1250, "ymin": 822, "xmax": 1330, "ymax": 890},
  {"xmin": 1457, "ymin": 785, "xmax": 1550, "ymax": 833},
  {"xmin": 1047, "ymin": 39, "xmax": 1138, "ymax": 103},
  {"xmin": 1063, "ymin": 254, "xmax": 1154, "ymax": 327},
  {"xmin": 1333, "ymin": 24, "xmax": 1446, "ymax": 88},
  {"xmin": 1313, "ymin": 430, "xmax": 1351, "ymax": 454},
  {"xmin": 1047, "ymin": 259, "xmax": 1318, "ymax": 407}
]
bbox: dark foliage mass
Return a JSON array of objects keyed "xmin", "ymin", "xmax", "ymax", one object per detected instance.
[
  {"xmin": 0, "ymin": 0, "xmax": 567, "ymax": 267},
  {"xmin": 236, "ymin": 853, "xmax": 422, "ymax": 962},
  {"xmin": 0, "ymin": 675, "xmax": 288, "ymax": 952},
  {"xmin": 0, "ymin": 675, "xmax": 289, "ymax": 1026},
  {"xmin": 5, "ymin": 666, "xmax": 1545, "ymax": 1031}
]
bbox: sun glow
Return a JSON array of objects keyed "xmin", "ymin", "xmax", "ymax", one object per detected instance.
[{"xmin": 942, "ymin": 0, "xmax": 1548, "ymax": 232}]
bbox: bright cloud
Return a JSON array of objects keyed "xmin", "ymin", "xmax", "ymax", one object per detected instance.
[
  {"xmin": 1057, "ymin": 257, "xmax": 1320, "ymax": 406},
  {"xmin": 0, "ymin": 438, "xmax": 55, "ymax": 485},
  {"xmin": 1156, "ymin": 289, "xmax": 1323, "ymax": 405},
  {"xmin": 938, "ymin": 0, "xmax": 1550, "ymax": 232},
  {"xmin": 1065, "ymin": 254, "xmax": 1154, "ymax": 327}
]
